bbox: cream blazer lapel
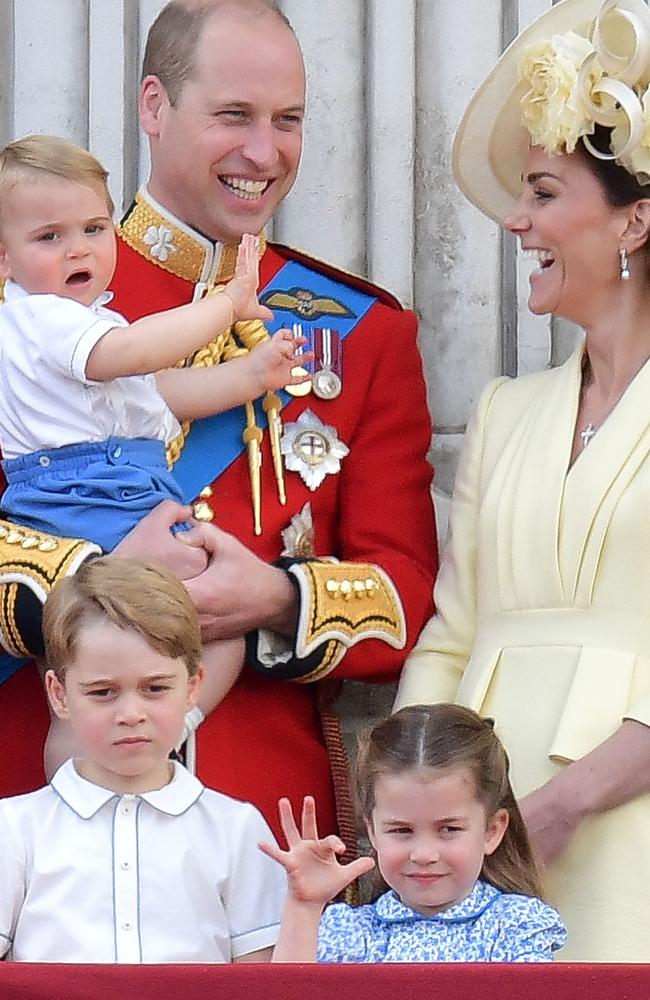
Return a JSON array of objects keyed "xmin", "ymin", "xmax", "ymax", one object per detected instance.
[
  {"xmin": 482, "ymin": 349, "xmax": 580, "ymax": 609},
  {"xmin": 561, "ymin": 354, "xmax": 650, "ymax": 605}
]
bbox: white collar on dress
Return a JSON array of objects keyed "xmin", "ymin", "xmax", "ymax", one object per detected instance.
[
  {"xmin": 374, "ymin": 880, "xmax": 500, "ymax": 924},
  {"xmin": 50, "ymin": 758, "xmax": 204, "ymax": 820}
]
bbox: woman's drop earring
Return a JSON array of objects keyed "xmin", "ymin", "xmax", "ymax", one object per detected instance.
[{"xmin": 620, "ymin": 248, "xmax": 631, "ymax": 281}]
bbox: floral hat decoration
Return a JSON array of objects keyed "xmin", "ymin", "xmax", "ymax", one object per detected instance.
[{"xmin": 452, "ymin": 0, "xmax": 650, "ymax": 222}]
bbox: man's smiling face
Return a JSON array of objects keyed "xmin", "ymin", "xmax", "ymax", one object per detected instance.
[{"xmin": 141, "ymin": 8, "xmax": 305, "ymax": 244}]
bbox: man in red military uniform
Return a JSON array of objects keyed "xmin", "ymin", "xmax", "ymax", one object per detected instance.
[{"xmin": 0, "ymin": 0, "xmax": 436, "ymax": 843}]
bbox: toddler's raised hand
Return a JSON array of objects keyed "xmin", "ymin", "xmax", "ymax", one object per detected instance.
[
  {"xmin": 224, "ymin": 234, "xmax": 274, "ymax": 322},
  {"xmin": 259, "ymin": 796, "xmax": 374, "ymax": 905},
  {"xmin": 251, "ymin": 329, "xmax": 314, "ymax": 393}
]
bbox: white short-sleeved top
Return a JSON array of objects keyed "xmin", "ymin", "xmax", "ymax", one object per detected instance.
[
  {"xmin": 0, "ymin": 760, "xmax": 286, "ymax": 963},
  {"xmin": 0, "ymin": 280, "xmax": 180, "ymax": 459}
]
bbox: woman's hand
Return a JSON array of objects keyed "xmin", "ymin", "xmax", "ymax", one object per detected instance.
[
  {"xmin": 520, "ymin": 719, "xmax": 650, "ymax": 867},
  {"xmin": 259, "ymin": 796, "xmax": 375, "ymax": 905},
  {"xmin": 519, "ymin": 778, "xmax": 586, "ymax": 867}
]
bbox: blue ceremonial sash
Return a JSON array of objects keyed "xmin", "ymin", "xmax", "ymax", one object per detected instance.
[
  {"xmin": 0, "ymin": 652, "xmax": 27, "ymax": 684},
  {"xmin": 0, "ymin": 259, "xmax": 376, "ymax": 685},
  {"xmin": 171, "ymin": 258, "xmax": 377, "ymax": 502}
]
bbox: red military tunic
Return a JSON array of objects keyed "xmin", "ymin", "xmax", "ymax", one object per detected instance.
[{"xmin": 0, "ymin": 191, "xmax": 437, "ymax": 842}]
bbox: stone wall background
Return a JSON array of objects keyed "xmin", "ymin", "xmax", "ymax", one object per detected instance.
[{"xmin": 0, "ymin": 0, "xmax": 581, "ymax": 741}]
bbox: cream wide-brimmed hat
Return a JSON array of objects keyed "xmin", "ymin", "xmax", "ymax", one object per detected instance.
[{"xmin": 452, "ymin": 0, "xmax": 650, "ymax": 222}]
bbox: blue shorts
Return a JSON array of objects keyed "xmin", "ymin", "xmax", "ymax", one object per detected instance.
[{"xmin": 2, "ymin": 437, "xmax": 185, "ymax": 552}]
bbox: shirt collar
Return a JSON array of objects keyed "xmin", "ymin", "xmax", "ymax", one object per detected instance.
[
  {"xmin": 50, "ymin": 759, "xmax": 204, "ymax": 820},
  {"xmin": 374, "ymin": 880, "xmax": 499, "ymax": 924},
  {"xmin": 117, "ymin": 185, "xmax": 266, "ymax": 291},
  {"xmin": 3, "ymin": 278, "xmax": 114, "ymax": 312}
]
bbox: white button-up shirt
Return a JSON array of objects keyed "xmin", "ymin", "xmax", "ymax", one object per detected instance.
[
  {"xmin": 0, "ymin": 760, "xmax": 286, "ymax": 962},
  {"xmin": 0, "ymin": 280, "xmax": 180, "ymax": 459}
]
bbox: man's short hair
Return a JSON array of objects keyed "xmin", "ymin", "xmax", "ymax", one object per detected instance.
[
  {"xmin": 43, "ymin": 557, "xmax": 202, "ymax": 680},
  {"xmin": 142, "ymin": 0, "xmax": 294, "ymax": 107},
  {"xmin": 0, "ymin": 134, "xmax": 114, "ymax": 218}
]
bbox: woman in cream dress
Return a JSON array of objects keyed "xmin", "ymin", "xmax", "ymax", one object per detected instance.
[{"xmin": 396, "ymin": 0, "xmax": 650, "ymax": 962}]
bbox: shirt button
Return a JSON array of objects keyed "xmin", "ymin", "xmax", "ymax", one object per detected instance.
[
  {"xmin": 120, "ymin": 861, "xmax": 131, "ymax": 870},
  {"xmin": 122, "ymin": 922, "xmax": 132, "ymax": 931},
  {"xmin": 39, "ymin": 455, "xmax": 51, "ymax": 467},
  {"xmin": 112, "ymin": 446, "xmax": 122, "ymax": 459},
  {"xmin": 122, "ymin": 805, "xmax": 130, "ymax": 815}
]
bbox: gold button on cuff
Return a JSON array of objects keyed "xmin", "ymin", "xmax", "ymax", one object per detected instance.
[{"xmin": 38, "ymin": 539, "xmax": 59, "ymax": 552}]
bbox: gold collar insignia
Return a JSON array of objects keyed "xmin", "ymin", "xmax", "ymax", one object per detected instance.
[{"xmin": 118, "ymin": 187, "xmax": 266, "ymax": 287}]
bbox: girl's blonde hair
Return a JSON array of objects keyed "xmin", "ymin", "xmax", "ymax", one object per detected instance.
[
  {"xmin": 0, "ymin": 134, "xmax": 113, "ymax": 217},
  {"xmin": 356, "ymin": 703, "xmax": 543, "ymax": 900}
]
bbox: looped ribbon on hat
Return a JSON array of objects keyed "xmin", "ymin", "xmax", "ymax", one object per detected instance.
[{"xmin": 577, "ymin": 0, "xmax": 650, "ymax": 161}]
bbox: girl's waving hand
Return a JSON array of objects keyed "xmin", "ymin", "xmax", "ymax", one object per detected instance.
[{"xmin": 259, "ymin": 796, "xmax": 375, "ymax": 906}]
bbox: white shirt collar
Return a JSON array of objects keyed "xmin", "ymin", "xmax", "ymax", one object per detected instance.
[
  {"xmin": 4, "ymin": 278, "xmax": 114, "ymax": 312},
  {"xmin": 50, "ymin": 758, "xmax": 204, "ymax": 820}
]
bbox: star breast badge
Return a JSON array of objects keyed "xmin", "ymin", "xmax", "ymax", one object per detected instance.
[{"xmin": 280, "ymin": 410, "xmax": 349, "ymax": 491}]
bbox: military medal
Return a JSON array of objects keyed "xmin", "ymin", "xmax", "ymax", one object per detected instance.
[
  {"xmin": 281, "ymin": 502, "xmax": 316, "ymax": 557},
  {"xmin": 284, "ymin": 323, "xmax": 312, "ymax": 397},
  {"xmin": 280, "ymin": 409, "xmax": 349, "ymax": 491},
  {"xmin": 312, "ymin": 327, "xmax": 342, "ymax": 400}
]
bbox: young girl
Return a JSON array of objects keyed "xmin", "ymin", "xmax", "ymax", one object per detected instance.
[{"xmin": 261, "ymin": 704, "xmax": 566, "ymax": 962}]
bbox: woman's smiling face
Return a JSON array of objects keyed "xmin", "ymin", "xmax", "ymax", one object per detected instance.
[{"xmin": 504, "ymin": 145, "xmax": 631, "ymax": 321}]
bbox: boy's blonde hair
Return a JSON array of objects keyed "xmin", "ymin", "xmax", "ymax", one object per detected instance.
[
  {"xmin": 43, "ymin": 557, "xmax": 202, "ymax": 681},
  {"xmin": 0, "ymin": 134, "xmax": 114, "ymax": 217}
]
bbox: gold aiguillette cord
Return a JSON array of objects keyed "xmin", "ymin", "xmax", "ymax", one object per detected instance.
[
  {"xmin": 243, "ymin": 401, "xmax": 263, "ymax": 536},
  {"xmin": 263, "ymin": 392, "xmax": 286, "ymax": 505},
  {"xmin": 236, "ymin": 319, "xmax": 287, "ymax": 512},
  {"xmin": 221, "ymin": 330, "xmax": 263, "ymax": 536}
]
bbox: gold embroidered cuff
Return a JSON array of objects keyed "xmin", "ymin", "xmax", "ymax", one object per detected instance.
[
  {"xmin": 0, "ymin": 521, "xmax": 101, "ymax": 656},
  {"xmin": 287, "ymin": 560, "xmax": 406, "ymax": 680},
  {"xmin": 290, "ymin": 638, "xmax": 345, "ymax": 684}
]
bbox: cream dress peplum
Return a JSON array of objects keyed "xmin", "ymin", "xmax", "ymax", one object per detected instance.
[{"xmin": 396, "ymin": 345, "xmax": 650, "ymax": 962}]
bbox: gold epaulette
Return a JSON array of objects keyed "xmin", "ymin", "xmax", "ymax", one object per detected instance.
[
  {"xmin": 0, "ymin": 521, "xmax": 100, "ymax": 657},
  {"xmin": 287, "ymin": 560, "xmax": 406, "ymax": 683}
]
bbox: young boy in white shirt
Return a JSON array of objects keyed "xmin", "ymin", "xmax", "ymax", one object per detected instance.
[{"xmin": 0, "ymin": 557, "xmax": 286, "ymax": 963}]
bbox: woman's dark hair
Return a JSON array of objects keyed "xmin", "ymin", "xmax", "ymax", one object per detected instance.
[
  {"xmin": 577, "ymin": 124, "xmax": 649, "ymax": 207},
  {"xmin": 356, "ymin": 704, "xmax": 544, "ymax": 902}
]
